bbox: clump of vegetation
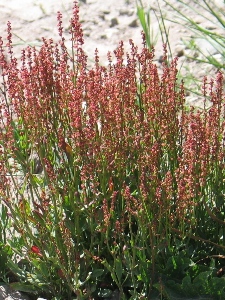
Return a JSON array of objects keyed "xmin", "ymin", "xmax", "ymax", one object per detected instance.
[{"xmin": 0, "ymin": 1, "xmax": 224, "ymax": 299}]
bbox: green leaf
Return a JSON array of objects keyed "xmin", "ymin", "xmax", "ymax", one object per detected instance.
[
  {"xmin": 193, "ymin": 271, "xmax": 212, "ymax": 294},
  {"xmin": 92, "ymin": 268, "xmax": 105, "ymax": 278},
  {"xmin": 181, "ymin": 275, "xmax": 198, "ymax": 297},
  {"xmin": 115, "ymin": 258, "xmax": 123, "ymax": 283},
  {"xmin": 7, "ymin": 259, "xmax": 28, "ymax": 281},
  {"xmin": 33, "ymin": 260, "xmax": 49, "ymax": 276},
  {"xmin": 102, "ymin": 260, "xmax": 113, "ymax": 273},
  {"xmin": 209, "ymin": 277, "xmax": 225, "ymax": 297},
  {"xmin": 10, "ymin": 282, "xmax": 38, "ymax": 293},
  {"xmin": 0, "ymin": 245, "xmax": 9, "ymax": 277},
  {"xmin": 102, "ymin": 260, "xmax": 118, "ymax": 285}
]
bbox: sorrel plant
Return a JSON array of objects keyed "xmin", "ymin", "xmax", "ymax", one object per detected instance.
[{"xmin": 0, "ymin": 2, "xmax": 224, "ymax": 299}]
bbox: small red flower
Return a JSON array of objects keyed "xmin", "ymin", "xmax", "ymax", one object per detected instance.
[{"xmin": 31, "ymin": 245, "xmax": 42, "ymax": 257}]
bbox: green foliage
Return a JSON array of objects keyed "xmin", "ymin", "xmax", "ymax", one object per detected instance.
[
  {"xmin": 0, "ymin": 244, "xmax": 12, "ymax": 282},
  {"xmin": 155, "ymin": 255, "xmax": 225, "ymax": 300}
]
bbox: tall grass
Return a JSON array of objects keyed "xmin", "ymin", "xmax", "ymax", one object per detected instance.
[
  {"xmin": 165, "ymin": 0, "xmax": 225, "ymax": 69},
  {"xmin": 136, "ymin": 0, "xmax": 225, "ymax": 96}
]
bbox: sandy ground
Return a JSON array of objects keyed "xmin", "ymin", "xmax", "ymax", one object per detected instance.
[{"xmin": 0, "ymin": 1, "xmax": 223, "ymax": 60}]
